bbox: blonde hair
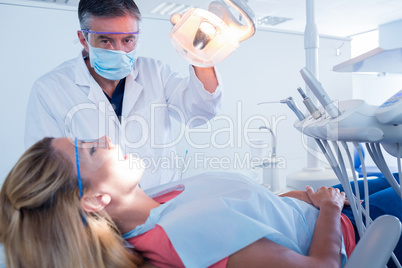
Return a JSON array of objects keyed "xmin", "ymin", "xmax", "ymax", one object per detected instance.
[{"xmin": 0, "ymin": 137, "xmax": 142, "ymax": 268}]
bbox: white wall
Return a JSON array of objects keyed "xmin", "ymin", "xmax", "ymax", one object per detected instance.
[
  {"xmin": 0, "ymin": 0, "xmax": 353, "ymax": 186},
  {"xmin": 0, "ymin": 1, "xmax": 82, "ymax": 182}
]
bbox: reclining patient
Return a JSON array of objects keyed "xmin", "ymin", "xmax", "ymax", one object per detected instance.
[{"xmin": 0, "ymin": 136, "xmax": 400, "ymax": 268}]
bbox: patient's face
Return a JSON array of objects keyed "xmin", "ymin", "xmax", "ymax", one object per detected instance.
[{"xmin": 52, "ymin": 136, "xmax": 145, "ymax": 196}]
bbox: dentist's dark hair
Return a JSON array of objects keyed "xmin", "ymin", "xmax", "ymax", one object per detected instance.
[{"xmin": 78, "ymin": 0, "xmax": 141, "ymax": 31}]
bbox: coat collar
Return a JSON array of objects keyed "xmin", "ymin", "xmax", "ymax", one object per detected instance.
[
  {"xmin": 74, "ymin": 51, "xmax": 144, "ymax": 118},
  {"xmin": 122, "ymin": 66, "xmax": 143, "ymax": 117}
]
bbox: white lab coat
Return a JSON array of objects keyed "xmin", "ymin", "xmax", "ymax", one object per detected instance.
[{"xmin": 25, "ymin": 53, "xmax": 223, "ymax": 189}]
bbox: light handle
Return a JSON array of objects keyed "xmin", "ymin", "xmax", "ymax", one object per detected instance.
[{"xmin": 208, "ymin": 0, "xmax": 256, "ymax": 42}]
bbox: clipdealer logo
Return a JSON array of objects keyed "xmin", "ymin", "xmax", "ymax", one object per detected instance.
[{"xmin": 64, "ymin": 101, "xmax": 289, "ymax": 172}]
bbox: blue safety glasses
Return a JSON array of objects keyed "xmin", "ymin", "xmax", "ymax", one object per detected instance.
[
  {"xmin": 74, "ymin": 136, "xmax": 111, "ymax": 198},
  {"xmin": 75, "ymin": 138, "xmax": 87, "ymax": 225},
  {"xmin": 74, "ymin": 138, "xmax": 84, "ymax": 198},
  {"xmin": 81, "ymin": 29, "xmax": 140, "ymax": 35},
  {"xmin": 81, "ymin": 29, "xmax": 140, "ymax": 51}
]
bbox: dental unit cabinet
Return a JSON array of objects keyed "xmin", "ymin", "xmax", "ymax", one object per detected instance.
[{"xmin": 376, "ymin": 89, "xmax": 402, "ymax": 125}]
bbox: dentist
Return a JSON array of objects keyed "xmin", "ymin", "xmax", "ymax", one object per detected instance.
[{"xmin": 24, "ymin": 0, "xmax": 223, "ymax": 189}]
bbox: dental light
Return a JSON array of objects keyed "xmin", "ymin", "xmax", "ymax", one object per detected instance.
[{"xmin": 169, "ymin": 0, "xmax": 256, "ymax": 67}]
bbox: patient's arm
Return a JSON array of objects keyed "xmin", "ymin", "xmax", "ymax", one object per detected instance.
[
  {"xmin": 227, "ymin": 186, "xmax": 345, "ymax": 268},
  {"xmin": 280, "ymin": 189, "xmax": 351, "ymax": 206},
  {"xmin": 279, "ymin": 190, "xmax": 313, "ymax": 205}
]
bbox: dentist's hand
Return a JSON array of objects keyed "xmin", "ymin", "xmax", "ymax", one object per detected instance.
[
  {"xmin": 305, "ymin": 186, "xmax": 346, "ymax": 210},
  {"xmin": 193, "ymin": 66, "xmax": 218, "ymax": 94}
]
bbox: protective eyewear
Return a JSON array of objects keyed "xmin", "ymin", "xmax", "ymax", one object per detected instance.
[
  {"xmin": 74, "ymin": 138, "xmax": 84, "ymax": 198},
  {"xmin": 76, "ymin": 137, "xmax": 111, "ymax": 150},
  {"xmin": 74, "ymin": 137, "xmax": 111, "ymax": 197},
  {"xmin": 81, "ymin": 29, "xmax": 140, "ymax": 51}
]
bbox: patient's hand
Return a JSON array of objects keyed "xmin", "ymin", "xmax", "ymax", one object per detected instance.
[
  {"xmin": 306, "ymin": 185, "xmax": 346, "ymax": 210},
  {"xmin": 279, "ymin": 190, "xmax": 313, "ymax": 205}
]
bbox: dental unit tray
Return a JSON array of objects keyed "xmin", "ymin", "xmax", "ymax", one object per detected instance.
[
  {"xmin": 294, "ymin": 99, "xmax": 402, "ymax": 143},
  {"xmin": 288, "ymin": 67, "xmax": 402, "ymax": 267}
]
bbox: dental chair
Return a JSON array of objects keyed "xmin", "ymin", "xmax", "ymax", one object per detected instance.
[
  {"xmin": 0, "ymin": 217, "xmax": 399, "ymax": 268},
  {"xmin": 345, "ymin": 215, "xmax": 401, "ymax": 268},
  {"xmin": 354, "ymin": 143, "xmax": 398, "ymax": 178}
]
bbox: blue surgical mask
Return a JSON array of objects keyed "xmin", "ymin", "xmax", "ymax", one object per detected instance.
[{"xmin": 87, "ymin": 43, "xmax": 137, "ymax": 80}]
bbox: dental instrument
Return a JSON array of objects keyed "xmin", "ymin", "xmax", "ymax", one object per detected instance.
[
  {"xmin": 297, "ymin": 87, "xmax": 321, "ymax": 119},
  {"xmin": 281, "ymin": 97, "xmax": 306, "ymax": 121},
  {"xmin": 257, "ymin": 101, "xmax": 283, "ymax": 105},
  {"xmin": 258, "ymin": 97, "xmax": 305, "ymax": 121},
  {"xmin": 300, "ymin": 67, "xmax": 341, "ymax": 118}
]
